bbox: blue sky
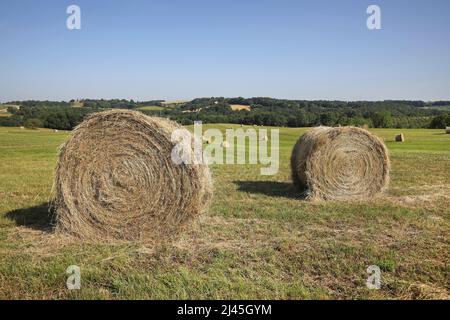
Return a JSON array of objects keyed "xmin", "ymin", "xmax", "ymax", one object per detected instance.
[{"xmin": 0, "ymin": 0, "xmax": 449, "ymax": 102}]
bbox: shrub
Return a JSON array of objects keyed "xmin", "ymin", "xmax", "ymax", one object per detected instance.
[{"xmin": 24, "ymin": 118, "xmax": 43, "ymax": 129}]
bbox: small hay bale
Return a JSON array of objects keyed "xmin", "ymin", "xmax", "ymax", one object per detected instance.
[
  {"xmin": 221, "ymin": 141, "xmax": 230, "ymax": 148},
  {"xmin": 52, "ymin": 109, "xmax": 212, "ymax": 241},
  {"xmin": 446, "ymin": 127, "xmax": 450, "ymax": 134},
  {"xmin": 203, "ymin": 136, "xmax": 212, "ymax": 144},
  {"xmin": 395, "ymin": 133, "xmax": 405, "ymax": 142},
  {"xmin": 290, "ymin": 126, "xmax": 390, "ymax": 201}
]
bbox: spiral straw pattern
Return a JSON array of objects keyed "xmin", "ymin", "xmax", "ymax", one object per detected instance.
[
  {"xmin": 291, "ymin": 126, "xmax": 390, "ymax": 201},
  {"xmin": 52, "ymin": 109, "xmax": 212, "ymax": 240}
]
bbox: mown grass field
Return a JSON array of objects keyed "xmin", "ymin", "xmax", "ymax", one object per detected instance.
[
  {"xmin": 424, "ymin": 105, "xmax": 450, "ymax": 111},
  {"xmin": 0, "ymin": 105, "xmax": 13, "ymax": 117},
  {"xmin": 0, "ymin": 125, "xmax": 449, "ymax": 299},
  {"xmin": 137, "ymin": 105, "xmax": 167, "ymax": 111}
]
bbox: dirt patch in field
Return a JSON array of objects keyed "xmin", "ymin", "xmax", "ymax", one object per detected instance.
[
  {"xmin": 388, "ymin": 184, "xmax": 450, "ymax": 208},
  {"xmin": 407, "ymin": 283, "xmax": 450, "ymax": 299}
]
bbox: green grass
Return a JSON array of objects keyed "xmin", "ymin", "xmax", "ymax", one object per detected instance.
[
  {"xmin": 423, "ymin": 105, "xmax": 450, "ymax": 111},
  {"xmin": 0, "ymin": 105, "xmax": 19, "ymax": 109},
  {"xmin": 0, "ymin": 126, "xmax": 449, "ymax": 299},
  {"xmin": 137, "ymin": 105, "xmax": 166, "ymax": 111}
]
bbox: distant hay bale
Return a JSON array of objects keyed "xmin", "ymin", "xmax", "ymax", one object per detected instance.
[
  {"xmin": 446, "ymin": 127, "xmax": 450, "ymax": 134},
  {"xmin": 291, "ymin": 126, "xmax": 390, "ymax": 201},
  {"xmin": 221, "ymin": 141, "xmax": 230, "ymax": 148},
  {"xmin": 395, "ymin": 133, "xmax": 405, "ymax": 142},
  {"xmin": 53, "ymin": 129, "xmax": 59, "ymax": 133},
  {"xmin": 260, "ymin": 135, "xmax": 268, "ymax": 141},
  {"xmin": 52, "ymin": 109, "xmax": 212, "ymax": 241},
  {"xmin": 203, "ymin": 136, "xmax": 212, "ymax": 144}
]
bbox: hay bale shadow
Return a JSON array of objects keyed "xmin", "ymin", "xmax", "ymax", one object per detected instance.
[
  {"xmin": 234, "ymin": 180, "xmax": 306, "ymax": 200},
  {"xmin": 5, "ymin": 203, "xmax": 55, "ymax": 232}
]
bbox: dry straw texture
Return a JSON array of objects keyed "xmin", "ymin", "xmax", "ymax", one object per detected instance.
[
  {"xmin": 395, "ymin": 133, "xmax": 405, "ymax": 142},
  {"xmin": 52, "ymin": 109, "xmax": 212, "ymax": 241},
  {"xmin": 446, "ymin": 127, "xmax": 450, "ymax": 134},
  {"xmin": 291, "ymin": 126, "xmax": 390, "ymax": 201}
]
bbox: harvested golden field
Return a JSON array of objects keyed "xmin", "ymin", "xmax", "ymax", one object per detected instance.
[{"xmin": 230, "ymin": 104, "xmax": 251, "ymax": 111}]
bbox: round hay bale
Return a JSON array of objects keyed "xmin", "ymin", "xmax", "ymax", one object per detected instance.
[
  {"xmin": 203, "ymin": 136, "xmax": 212, "ymax": 144},
  {"xmin": 290, "ymin": 126, "xmax": 390, "ymax": 201},
  {"xmin": 395, "ymin": 133, "xmax": 405, "ymax": 142},
  {"xmin": 446, "ymin": 127, "xmax": 450, "ymax": 134},
  {"xmin": 221, "ymin": 141, "xmax": 230, "ymax": 148},
  {"xmin": 52, "ymin": 109, "xmax": 212, "ymax": 241}
]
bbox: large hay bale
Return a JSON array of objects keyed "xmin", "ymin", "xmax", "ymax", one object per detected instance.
[
  {"xmin": 446, "ymin": 127, "xmax": 450, "ymax": 134},
  {"xmin": 52, "ymin": 109, "xmax": 212, "ymax": 241},
  {"xmin": 291, "ymin": 126, "xmax": 390, "ymax": 201},
  {"xmin": 395, "ymin": 133, "xmax": 405, "ymax": 142}
]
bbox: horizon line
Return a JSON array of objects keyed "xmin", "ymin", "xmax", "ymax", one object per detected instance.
[{"xmin": 2, "ymin": 97, "xmax": 450, "ymax": 104}]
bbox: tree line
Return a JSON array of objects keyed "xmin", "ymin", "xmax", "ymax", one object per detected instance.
[{"xmin": 1, "ymin": 98, "xmax": 449, "ymax": 130}]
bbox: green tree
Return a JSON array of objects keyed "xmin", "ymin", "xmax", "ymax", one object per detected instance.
[
  {"xmin": 24, "ymin": 118, "xmax": 43, "ymax": 129},
  {"xmin": 370, "ymin": 111, "xmax": 393, "ymax": 128},
  {"xmin": 429, "ymin": 114, "xmax": 450, "ymax": 129}
]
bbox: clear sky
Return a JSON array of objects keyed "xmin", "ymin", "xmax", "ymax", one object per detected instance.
[{"xmin": 0, "ymin": 0, "xmax": 449, "ymax": 102}]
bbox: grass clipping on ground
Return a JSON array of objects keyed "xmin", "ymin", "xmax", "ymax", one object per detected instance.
[
  {"xmin": 52, "ymin": 109, "xmax": 212, "ymax": 241},
  {"xmin": 291, "ymin": 126, "xmax": 390, "ymax": 201}
]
